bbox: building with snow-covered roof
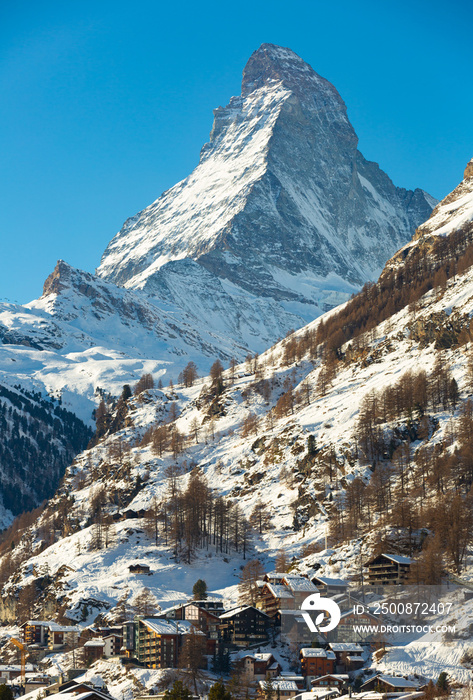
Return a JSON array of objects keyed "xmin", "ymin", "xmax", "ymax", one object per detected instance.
[
  {"xmin": 299, "ymin": 648, "xmax": 335, "ymax": 680},
  {"xmin": 364, "ymin": 553, "xmax": 412, "ymax": 585},
  {"xmin": 311, "ymin": 576, "xmax": 349, "ymax": 596},
  {"xmin": 21, "ymin": 621, "xmax": 80, "ymax": 650},
  {"xmin": 123, "ymin": 617, "xmax": 203, "ymax": 668},
  {"xmin": 240, "ymin": 653, "xmax": 281, "ymax": 681},
  {"xmin": 219, "ymin": 605, "xmax": 269, "ymax": 646},
  {"xmin": 360, "ymin": 675, "xmax": 420, "ymax": 692},
  {"xmin": 257, "ymin": 582, "xmax": 295, "ymax": 616},
  {"xmin": 258, "ymin": 679, "xmax": 299, "ymax": 699},
  {"xmin": 311, "ymin": 674, "xmax": 349, "ymax": 690}
]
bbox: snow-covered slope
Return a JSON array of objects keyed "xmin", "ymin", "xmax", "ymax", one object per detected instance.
[
  {"xmin": 98, "ymin": 43, "xmax": 434, "ymax": 325},
  {"xmin": 2, "ymin": 161, "xmax": 473, "ymax": 684},
  {"xmin": 0, "ymin": 260, "xmax": 252, "ymax": 423}
]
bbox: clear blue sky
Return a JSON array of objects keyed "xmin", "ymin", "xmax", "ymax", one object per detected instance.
[{"xmin": 1, "ymin": 0, "xmax": 472, "ymax": 303}]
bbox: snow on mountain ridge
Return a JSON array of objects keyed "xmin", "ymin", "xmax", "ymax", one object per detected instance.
[{"xmin": 97, "ymin": 43, "xmax": 435, "ymax": 329}]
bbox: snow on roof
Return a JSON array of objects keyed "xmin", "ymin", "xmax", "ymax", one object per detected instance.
[
  {"xmin": 312, "ymin": 675, "xmax": 349, "ymax": 682},
  {"xmin": 329, "ymin": 643, "xmax": 363, "ymax": 652},
  {"xmin": 312, "ymin": 576, "xmax": 349, "ymax": 587},
  {"xmin": 84, "ymin": 640, "xmax": 105, "ymax": 647},
  {"xmin": 300, "ymin": 648, "xmax": 328, "ymax": 658},
  {"xmin": 381, "ymin": 553, "xmax": 412, "ymax": 565},
  {"xmin": 260, "ymin": 680, "xmax": 299, "ymax": 691},
  {"xmin": 266, "ymin": 583, "xmax": 295, "ymax": 599},
  {"xmin": 220, "ymin": 605, "xmax": 267, "ymax": 618},
  {"xmin": 284, "ymin": 577, "xmax": 317, "ymax": 592},
  {"xmin": 48, "ymin": 623, "xmax": 81, "ymax": 633},
  {"xmin": 376, "ymin": 676, "xmax": 418, "ymax": 688},
  {"xmin": 142, "ymin": 618, "xmax": 181, "ymax": 635}
]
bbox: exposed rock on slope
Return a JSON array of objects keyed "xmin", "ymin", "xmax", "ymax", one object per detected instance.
[{"xmin": 98, "ymin": 43, "xmax": 434, "ymax": 327}]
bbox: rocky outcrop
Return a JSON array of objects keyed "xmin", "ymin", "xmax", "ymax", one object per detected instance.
[{"xmin": 464, "ymin": 158, "xmax": 473, "ymax": 180}]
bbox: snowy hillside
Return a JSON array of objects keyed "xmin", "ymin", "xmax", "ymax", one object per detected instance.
[{"xmin": 2, "ymin": 160, "xmax": 473, "ymax": 683}]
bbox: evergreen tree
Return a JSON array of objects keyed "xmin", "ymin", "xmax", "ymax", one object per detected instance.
[
  {"xmin": 192, "ymin": 579, "xmax": 208, "ymax": 600},
  {"xmin": 209, "ymin": 681, "xmax": 232, "ymax": 700},
  {"xmin": 164, "ymin": 681, "xmax": 193, "ymax": 700}
]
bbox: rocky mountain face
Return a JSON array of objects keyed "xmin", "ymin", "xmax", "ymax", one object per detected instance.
[{"xmin": 98, "ymin": 43, "xmax": 434, "ymax": 325}]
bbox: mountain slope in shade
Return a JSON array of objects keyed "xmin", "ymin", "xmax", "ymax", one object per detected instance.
[{"xmin": 98, "ymin": 43, "xmax": 434, "ymax": 328}]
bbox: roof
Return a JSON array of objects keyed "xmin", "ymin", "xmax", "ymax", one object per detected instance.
[
  {"xmin": 84, "ymin": 640, "xmax": 105, "ymax": 647},
  {"xmin": 381, "ymin": 554, "xmax": 412, "ymax": 565},
  {"xmin": 312, "ymin": 576, "xmax": 349, "ymax": 587},
  {"xmin": 376, "ymin": 676, "xmax": 418, "ymax": 689},
  {"xmin": 365, "ymin": 553, "xmax": 412, "ymax": 566},
  {"xmin": 220, "ymin": 605, "xmax": 268, "ymax": 619},
  {"xmin": 300, "ymin": 648, "xmax": 328, "ymax": 658},
  {"xmin": 329, "ymin": 643, "xmax": 363, "ymax": 653},
  {"xmin": 266, "ymin": 583, "xmax": 295, "ymax": 599},
  {"xmin": 142, "ymin": 619, "xmax": 181, "ymax": 635},
  {"xmin": 48, "ymin": 623, "xmax": 81, "ymax": 633},
  {"xmin": 284, "ymin": 577, "xmax": 317, "ymax": 593},
  {"xmin": 260, "ymin": 681, "xmax": 299, "ymax": 691},
  {"xmin": 241, "ymin": 653, "xmax": 274, "ymax": 662},
  {"xmin": 312, "ymin": 675, "xmax": 349, "ymax": 682}
]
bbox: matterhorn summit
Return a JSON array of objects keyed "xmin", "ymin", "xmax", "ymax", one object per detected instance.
[{"xmin": 97, "ymin": 43, "xmax": 434, "ymax": 337}]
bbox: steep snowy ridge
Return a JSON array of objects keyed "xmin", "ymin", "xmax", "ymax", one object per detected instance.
[
  {"xmin": 98, "ymin": 43, "xmax": 434, "ymax": 322},
  {"xmin": 0, "ymin": 261, "xmax": 253, "ymax": 424}
]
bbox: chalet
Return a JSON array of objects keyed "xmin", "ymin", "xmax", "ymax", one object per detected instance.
[
  {"xmin": 219, "ymin": 606, "xmax": 269, "ymax": 646},
  {"xmin": 128, "ymin": 564, "xmax": 151, "ymax": 575},
  {"xmin": 279, "ymin": 610, "xmax": 316, "ymax": 646},
  {"xmin": 282, "ymin": 576, "xmax": 318, "ymax": 607},
  {"xmin": 240, "ymin": 653, "xmax": 281, "ymax": 681},
  {"xmin": 83, "ymin": 639, "xmax": 105, "ymax": 662},
  {"xmin": 335, "ymin": 608, "xmax": 380, "ymax": 642},
  {"xmin": 257, "ymin": 583, "xmax": 295, "ymax": 616},
  {"xmin": 43, "ymin": 681, "xmax": 113, "ymax": 700},
  {"xmin": 361, "ymin": 675, "xmax": 420, "ymax": 693},
  {"xmin": 311, "ymin": 576, "xmax": 349, "ymax": 596},
  {"xmin": 364, "ymin": 553, "xmax": 412, "ymax": 586},
  {"xmin": 328, "ymin": 643, "xmax": 363, "ymax": 672},
  {"xmin": 299, "ymin": 648, "xmax": 335, "ymax": 679},
  {"xmin": 258, "ymin": 680, "xmax": 299, "ymax": 699},
  {"xmin": 83, "ymin": 633, "xmax": 121, "ymax": 660},
  {"xmin": 277, "ymin": 674, "xmax": 305, "ymax": 691},
  {"xmin": 159, "ymin": 600, "xmax": 223, "ymax": 637},
  {"xmin": 124, "ymin": 617, "xmax": 201, "ymax": 668},
  {"xmin": 311, "ymin": 674, "xmax": 349, "ymax": 690}
]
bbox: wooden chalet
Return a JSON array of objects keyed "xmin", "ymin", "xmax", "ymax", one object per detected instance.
[
  {"xmin": 128, "ymin": 563, "xmax": 151, "ymax": 575},
  {"xmin": 310, "ymin": 675, "xmax": 349, "ymax": 690},
  {"xmin": 361, "ymin": 675, "xmax": 420, "ymax": 693},
  {"xmin": 364, "ymin": 553, "xmax": 412, "ymax": 585},
  {"xmin": 258, "ymin": 679, "xmax": 299, "ymax": 699},
  {"xmin": 240, "ymin": 652, "xmax": 281, "ymax": 681},
  {"xmin": 128, "ymin": 618, "xmax": 202, "ymax": 668},
  {"xmin": 311, "ymin": 576, "xmax": 349, "ymax": 596},
  {"xmin": 328, "ymin": 643, "xmax": 364, "ymax": 672},
  {"xmin": 219, "ymin": 606, "xmax": 269, "ymax": 646},
  {"xmin": 299, "ymin": 648, "xmax": 335, "ymax": 679},
  {"xmin": 257, "ymin": 582, "xmax": 295, "ymax": 616}
]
